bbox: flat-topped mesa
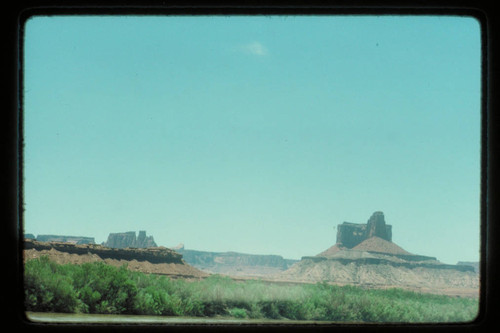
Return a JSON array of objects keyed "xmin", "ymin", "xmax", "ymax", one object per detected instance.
[
  {"xmin": 336, "ymin": 211, "xmax": 392, "ymax": 249},
  {"xmin": 35, "ymin": 234, "xmax": 95, "ymax": 245}
]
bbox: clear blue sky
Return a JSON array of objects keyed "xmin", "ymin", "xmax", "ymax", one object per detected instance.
[{"xmin": 23, "ymin": 15, "xmax": 481, "ymax": 264}]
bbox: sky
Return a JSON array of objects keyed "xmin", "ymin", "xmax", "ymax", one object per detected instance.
[{"xmin": 23, "ymin": 15, "xmax": 481, "ymax": 264}]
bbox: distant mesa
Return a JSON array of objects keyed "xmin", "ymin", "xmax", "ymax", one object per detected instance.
[
  {"xmin": 103, "ymin": 230, "xmax": 157, "ymax": 249},
  {"xmin": 457, "ymin": 261, "xmax": 479, "ymax": 273},
  {"xmin": 172, "ymin": 246, "xmax": 298, "ymax": 277},
  {"xmin": 30, "ymin": 234, "xmax": 95, "ymax": 245}
]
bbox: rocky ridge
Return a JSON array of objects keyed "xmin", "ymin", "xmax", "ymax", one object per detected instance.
[
  {"xmin": 24, "ymin": 239, "xmax": 208, "ymax": 278},
  {"xmin": 25, "ymin": 239, "xmax": 181, "ymax": 264}
]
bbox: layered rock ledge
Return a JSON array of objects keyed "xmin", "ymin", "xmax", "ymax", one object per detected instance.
[
  {"xmin": 300, "ymin": 254, "xmax": 475, "ymax": 273},
  {"xmin": 24, "ymin": 239, "xmax": 183, "ymax": 264}
]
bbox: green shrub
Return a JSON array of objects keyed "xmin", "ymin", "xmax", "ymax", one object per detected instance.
[
  {"xmin": 259, "ymin": 301, "xmax": 281, "ymax": 319},
  {"xmin": 24, "ymin": 256, "xmax": 81, "ymax": 313},
  {"xmin": 69, "ymin": 262, "xmax": 137, "ymax": 314},
  {"xmin": 229, "ymin": 307, "xmax": 247, "ymax": 319},
  {"xmin": 24, "ymin": 258, "xmax": 479, "ymax": 322}
]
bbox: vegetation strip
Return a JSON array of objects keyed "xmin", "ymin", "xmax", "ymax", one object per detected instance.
[{"xmin": 24, "ymin": 256, "xmax": 479, "ymax": 323}]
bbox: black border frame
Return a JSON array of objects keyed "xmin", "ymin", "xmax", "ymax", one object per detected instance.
[{"xmin": 6, "ymin": 1, "xmax": 498, "ymax": 332}]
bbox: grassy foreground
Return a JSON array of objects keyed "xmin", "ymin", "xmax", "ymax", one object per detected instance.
[{"xmin": 24, "ymin": 256, "xmax": 478, "ymax": 323}]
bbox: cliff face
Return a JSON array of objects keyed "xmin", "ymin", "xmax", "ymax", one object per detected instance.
[{"xmin": 103, "ymin": 231, "xmax": 157, "ymax": 248}]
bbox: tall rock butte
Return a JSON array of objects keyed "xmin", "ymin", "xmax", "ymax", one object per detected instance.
[
  {"xmin": 336, "ymin": 211, "xmax": 392, "ymax": 248},
  {"xmin": 366, "ymin": 211, "xmax": 389, "ymax": 240},
  {"xmin": 103, "ymin": 230, "xmax": 157, "ymax": 248}
]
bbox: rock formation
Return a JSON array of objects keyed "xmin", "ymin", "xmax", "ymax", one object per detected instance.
[
  {"xmin": 103, "ymin": 230, "xmax": 157, "ymax": 248},
  {"xmin": 336, "ymin": 211, "xmax": 392, "ymax": 248},
  {"xmin": 35, "ymin": 234, "xmax": 95, "ymax": 244},
  {"xmin": 366, "ymin": 211, "xmax": 389, "ymax": 240},
  {"xmin": 279, "ymin": 211, "xmax": 478, "ymax": 295},
  {"xmin": 324, "ymin": 212, "xmax": 437, "ymax": 261}
]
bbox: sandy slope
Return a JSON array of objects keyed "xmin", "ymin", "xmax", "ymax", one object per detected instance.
[{"xmin": 351, "ymin": 237, "xmax": 412, "ymax": 255}]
